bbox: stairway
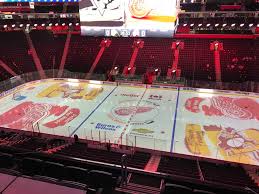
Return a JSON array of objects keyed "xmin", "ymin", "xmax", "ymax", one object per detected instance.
[
  {"xmin": 25, "ymin": 31, "xmax": 46, "ymax": 78},
  {"xmin": 116, "ymin": 173, "xmax": 162, "ymax": 194},
  {"xmin": 58, "ymin": 31, "xmax": 71, "ymax": 77},
  {"xmin": 116, "ymin": 183, "xmax": 161, "ymax": 194},
  {"xmin": 144, "ymin": 154, "xmax": 161, "ymax": 172}
]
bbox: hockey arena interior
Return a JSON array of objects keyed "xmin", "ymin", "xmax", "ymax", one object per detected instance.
[{"xmin": 0, "ymin": 0, "xmax": 258, "ymax": 194}]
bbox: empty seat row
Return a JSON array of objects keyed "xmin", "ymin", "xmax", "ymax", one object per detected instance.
[
  {"xmin": 161, "ymin": 183, "xmax": 216, "ymax": 194},
  {"xmin": 158, "ymin": 156, "xmax": 200, "ymax": 179},
  {"xmin": 20, "ymin": 157, "xmax": 120, "ymax": 194},
  {"xmin": 57, "ymin": 142, "xmax": 151, "ymax": 169}
]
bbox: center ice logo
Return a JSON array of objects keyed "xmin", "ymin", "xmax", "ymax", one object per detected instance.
[{"xmin": 108, "ymin": 100, "xmax": 159, "ymax": 125}]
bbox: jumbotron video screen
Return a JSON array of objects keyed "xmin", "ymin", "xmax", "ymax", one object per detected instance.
[{"xmin": 79, "ymin": 0, "xmax": 179, "ymax": 37}]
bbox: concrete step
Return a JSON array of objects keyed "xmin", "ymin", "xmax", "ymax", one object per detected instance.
[
  {"xmin": 144, "ymin": 154, "xmax": 161, "ymax": 172},
  {"xmin": 117, "ymin": 183, "xmax": 160, "ymax": 194}
]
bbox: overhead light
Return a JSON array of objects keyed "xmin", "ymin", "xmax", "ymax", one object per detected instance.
[
  {"xmin": 215, "ymin": 23, "xmax": 219, "ymax": 27},
  {"xmin": 249, "ymin": 23, "xmax": 254, "ymax": 27},
  {"xmin": 206, "ymin": 23, "xmax": 211, "ymax": 27},
  {"xmin": 11, "ymin": 24, "xmax": 15, "ymax": 28},
  {"xmin": 257, "ymin": 24, "xmax": 259, "ymax": 27},
  {"xmin": 231, "ymin": 23, "xmax": 236, "ymax": 27},
  {"xmin": 183, "ymin": 23, "xmax": 187, "ymax": 27},
  {"xmin": 222, "ymin": 23, "xmax": 227, "ymax": 27},
  {"xmin": 190, "ymin": 23, "xmax": 194, "ymax": 27},
  {"xmin": 19, "ymin": 24, "xmax": 23, "ymax": 27},
  {"xmin": 41, "ymin": 23, "xmax": 45, "ymax": 26},
  {"xmin": 240, "ymin": 23, "xmax": 244, "ymax": 27},
  {"xmin": 155, "ymin": 68, "xmax": 158, "ymax": 72},
  {"xmin": 69, "ymin": 23, "xmax": 72, "ymax": 26},
  {"xmin": 26, "ymin": 24, "xmax": 30, "ymax": 27},
  {"xmin": 62, "ymin": 23, "xmax": 66, "ymax": 26},
  {"xmin": 114, "ymin": 66, "xmax": 118, "ymax": 70},
  {"xmin": 34, "ymin": 24, "xmax": 38, "ymax": 27},
  {"xmin": 55, "ymin": 23, "xmax": 59, "ymax": 26},
  {"xmin": 3, "ymin": 25, "xmax": 7, "ymax": 28},
  {"xmin": 49, "ymin": 23, "xmax": 53, "ymax": 26},
  {"xmin": 198, "ymin": 23, "xmax": 202, "ymax": 27},
  {"xmin": 75, "ymin": 23, "xmax": 79, "ymax": 26}
]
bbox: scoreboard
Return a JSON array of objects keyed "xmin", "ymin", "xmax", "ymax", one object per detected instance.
[{"xmin": 79, "ymin": 0, "xmax": 179, "ymax": 37}]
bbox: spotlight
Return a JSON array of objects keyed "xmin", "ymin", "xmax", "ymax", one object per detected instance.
[
  {"xmin": 19, "ymin": 24, "xmax": 23, "ymax": 27},
  {"xmin": 215, "ymin": 23, "xmax": 219, "ymax": 27},
  {"xmin": 55, "ymin": 23, "xmax": 59, "ymax": 26},
  {"xmin": 206, "ymin": 23, "xmax": 211, "ymax": 27},
  {"xmin": 69, "ymin": 23, "xmax": 72, "ymax": 26},
  {"xmin": 155, "ymin": 68, "xmax": 158, "ymax": 72},
  {"xmin": 62, "ymin": 23, "xmax": 65, "ymax": 26},
  {"xmin": 183, "ymin": 23, "xmax": 187, "ymax": 27},
  {"xmin": 172, "ymin": 70, "xmax": 176, "ymax": 73},
  {"xmin": 75, "ymin": 23, "xmax": 79, "ymax": 26},
  {"xmin": 222, "ymin": 23, "xmax": 227, "ymax": 27},
  {"xmin": 3, "ymin": 25, "xmax": 7, "ymax": 28},
  {"xmin": 128, "ymin": 67, "xmax": 131, "ymax": 71},
  {"xmin": 34, "ymin": 24, "xmax": 38, "ymax": 27},
  {"xmin": 257, "ymin": 24, "xmax": 259, "ymax": 27},
  {"xmin": 190, "ymin": 23, "xmax": 194, "ymax": 27},
  {"xmin": 41, "ymin": 23, "xmax": 45, "ymax": 27},
  {"xmin": 198, "ymin": 23, "xmax": 202, "ymax": 27},
  {"xmin": 26, "ymin": 24, "xmax": 30, "ymax": 27},
  {"xmin": 240, "ymin": 23, "xmax": 244, "ymax": 27},
  {"xmin": 11, "ymin": 24, "xmax": 15, "ymax": 28},
  {"xmin": 114, "ymin": 66, "xmax": 118, "ymax": 70},
  {"xmin": 49, "ymin": 23, "xmax": 53, "ymax": 26},
  {"xmin": 231, "ymin": 23, "xmax": 236, "ymax": 27},
  {"xmin": 249, "ymin": 23, "xmax": 254, "ymax": 27}
]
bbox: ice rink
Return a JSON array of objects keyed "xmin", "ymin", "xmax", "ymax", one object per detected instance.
[{"xmin": 0, "ymin": 79, "xmax": 258, "ymax": 166}]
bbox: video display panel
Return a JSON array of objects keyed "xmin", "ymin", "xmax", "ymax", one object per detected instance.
[{"xmin": 79, "ymin": 0, "xmax": 178, "ymax": 37}]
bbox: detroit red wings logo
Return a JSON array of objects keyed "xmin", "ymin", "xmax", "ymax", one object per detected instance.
[
  {"xmin": 114, "ymin": 106, "xmax": 154, "ymax": 116},
  {"xmin": 0, "ymin": 101, "xmax": 80, "ymax": 130},
  {"xmin": 185, "ymin": 96, "xmax": 259, "ymax": 120},
  {"xmin": 108, "ymin": 100, "xmax": 159, "ymax": 125}
]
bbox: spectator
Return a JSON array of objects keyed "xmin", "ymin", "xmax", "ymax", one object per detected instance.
[
  {"xmin": 121, "ymin": 154, "xmax": 128, "ymax": 186},
  {"xmin": 74, "ymin": 134, "xmax": 79, "ymax": 143}
]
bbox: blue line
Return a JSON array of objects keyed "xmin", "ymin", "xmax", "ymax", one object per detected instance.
[
  {"xmin": 69, "ymin": 86, "xmax": 117, "ymax": 137},
  {"xmin": 170, "ymin": 87, "xmax": 180, "ymax": 153}
]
